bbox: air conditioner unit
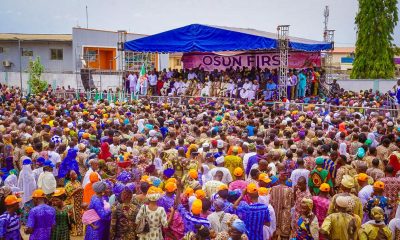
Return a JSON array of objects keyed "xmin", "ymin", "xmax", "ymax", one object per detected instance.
[{"xmin": 2, "ymin": 61, "xmax": 12, "ymax": 67}]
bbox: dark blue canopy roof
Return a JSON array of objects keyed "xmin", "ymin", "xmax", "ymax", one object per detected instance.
[{"xmin": 124, "ymin": 24, "xmax": 333, "ymax": 53}]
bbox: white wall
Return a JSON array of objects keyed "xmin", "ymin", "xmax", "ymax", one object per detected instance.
[
  {"xmin": 337, "ymin": 79, "xmax": 397, "ymax": 92},
  {"xmin": 0, "ymin": 71, "xmax": 121, "ymax": 91}
]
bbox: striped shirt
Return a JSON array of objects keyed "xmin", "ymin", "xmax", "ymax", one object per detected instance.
[
  {"xmin": 0, "ymin": 211, "xmax": 21, "ymax": 240},
  {"xmin": 177, "ymin": 204, "xmax": 210, "ymax": 234}
]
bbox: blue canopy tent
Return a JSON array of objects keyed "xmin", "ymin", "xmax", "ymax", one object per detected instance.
[{"xmin": 124, "ymin": 24, "xmax": 333, "ymax": 53}]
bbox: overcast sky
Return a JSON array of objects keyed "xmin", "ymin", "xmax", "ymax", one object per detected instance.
[{"xmin": 1, "ymin": 0, "xmax": 399, "ymax": 46}]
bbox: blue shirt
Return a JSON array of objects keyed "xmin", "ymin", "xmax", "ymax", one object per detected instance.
[
  {"xmin": 237, "ymin": 202, "xmax": 270, "ymax": 240},
  {"xmin": 0, "ymin": 211, "xmax": 20, "ymax": 240},
  {"xmin": 27, "ymin": 204, "xmax": 56, "ymax": 240},
  {"xmin": 246, "ymin": 125, "xmax": 255, "ymax": 137}
]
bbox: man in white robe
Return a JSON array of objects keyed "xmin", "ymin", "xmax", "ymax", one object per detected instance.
[{"xmin": 240, "ymin": 79, "xmax": 252, "ymax": 99}]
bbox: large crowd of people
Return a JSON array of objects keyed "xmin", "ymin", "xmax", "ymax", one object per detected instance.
[
  {"xmin": 0, "ymin": 79, "xmax": 400, "ymax": 240},
  {"xmin": 124, "ymin": 67, "xmax": 334, "ymax": 101}
]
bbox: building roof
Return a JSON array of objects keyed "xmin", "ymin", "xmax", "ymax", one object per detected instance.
[
  {"xmin": 332, "ymin": 47, "xmax": 355, "ymax": 54},
  {"xmin": 72, "ymin": 27, "xmax": 148, "ymax": 36},
  {"xmin": 0, "ymin": 33, "xmax": 72, "ymax": 42}
]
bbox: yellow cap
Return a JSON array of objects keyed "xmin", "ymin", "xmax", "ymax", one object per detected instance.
[
  {"xmin": 218, "ymin": 184, "xmax": 228, "ymax": 191},
  {"xmin": 258, "ymin": 187, "xmax": 269, "ymax": 196},
  {"xmin": 258, "ymin": 173, "xmax": 271, "ymax": 184},
  {"xmin": 32, "ymin": 189, "xmax": 45, "ymax": 198},
  {"xmin": 246, "ymin": 183, "xmax": 258, "ymax": 194},
  {"xmin": 53, "ymin": 188, "xmax": 66, "ymax": 197}
]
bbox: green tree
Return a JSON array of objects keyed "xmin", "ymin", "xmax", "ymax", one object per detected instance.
[
  {"xmin": 27, "ymin": 57, "xmax": 47, "ymax": 94},
  {"xmin": 351, "ymin": 0, "xmax": 398, "ymax": 79}
]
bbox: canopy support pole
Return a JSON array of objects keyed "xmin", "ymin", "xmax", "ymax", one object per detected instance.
[{"xmin": 277, "ymin": 25, "xmax": 290, "ymax": 101}]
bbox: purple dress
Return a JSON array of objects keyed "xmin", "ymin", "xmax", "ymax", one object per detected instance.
[
  {"xmin": 26, "ymin": 204, "xmax": 56, "ymax": 240},
  {"xmin": 84, "ymin": 195, "xmax": 111, "ymax": 240}
]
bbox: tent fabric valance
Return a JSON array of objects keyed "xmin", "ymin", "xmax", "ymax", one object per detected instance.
[{"xmin": 124, "ymin": 24, "xmax": 333, "ymax": 53}]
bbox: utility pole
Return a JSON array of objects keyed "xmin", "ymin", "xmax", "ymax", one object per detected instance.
[{"xmin": 86, "ymin": 6, "xmax": 89, "ymax": 28}]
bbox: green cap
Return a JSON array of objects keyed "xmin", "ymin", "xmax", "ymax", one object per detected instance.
[{"xmin": 315, "ymin": 157, "xmax": 324, "ymax": 165}]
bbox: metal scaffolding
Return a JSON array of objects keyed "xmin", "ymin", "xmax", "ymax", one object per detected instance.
[
  {"xmin": 323, "ymin": 30, "xmax": 335, "ymax": 86},
  {"xmin": 277, "ymin": 25, "xmax": 290, "ymax": 100},
  {"xmin": 117, "ymin": 30, "xmax": 127, "ymax": 89}
]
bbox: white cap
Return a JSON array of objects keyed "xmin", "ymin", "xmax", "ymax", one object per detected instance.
[
  {"xmin": 215, "ymin": 156, "xmax": 225, "ymax": 165},
  {"xmin": 202, "ymin": 142, "xmax": 210, "ymax": 148},
  {"xmin": 149, "ymin": 130, "xmax": 157, "ymax": 137},
  {"xmin": 67, "ymin": 122, "xmax": 74, "ymax": 129},
  {"xmin": 217, "ymin": 140, "xmax": 224, "ymax": 148}
]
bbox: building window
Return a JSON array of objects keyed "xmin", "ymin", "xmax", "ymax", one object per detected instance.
[
  {"xmin": 85, "ymin": 50, "xmax": 98, "ymax": 62},
  {"xmin": 175, "ymin": 59, "xmax": 180, "ymax": 65},
  {"xmin": 50, "ymin": 49, "xmax": 63, "ymax": 60},
  {"xmin": 22, "ymin": 49, "xmax": 33, "ymax": 57}
]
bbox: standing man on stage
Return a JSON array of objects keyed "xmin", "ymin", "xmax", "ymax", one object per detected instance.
[
  {"xmin": 297, "ymin": 69, "xmax": 307, "ymax": 98},
  {"xmin": 148, "ymin": 70, "xmax": 158, "ymax": 95},
  {"xmin": 128, "ymin": 72, "xmax": 137, "ymax": 95}
]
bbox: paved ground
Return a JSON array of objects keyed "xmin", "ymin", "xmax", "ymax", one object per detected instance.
[{"xmin": 21, "ymin": 231, "xmax": 83, "ymax": 239}]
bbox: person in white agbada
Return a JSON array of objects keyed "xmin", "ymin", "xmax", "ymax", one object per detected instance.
[
  {"xmin": 247, "ymin": 80, "xmax": 259, "ymax": 101},
  {"xmin": 160, "ymin": 79, "xmax": 170, "ymax": 96},
  {"xmin": 208, "ymin": 156, "xmax": 233, "ymax": 184},
  {"xmin": 174, "ymin": 78, "xmax": 184, "ymax": 96},
  {"xmin": 240, "ymin": 79, "xmax": 252, "ymax": 99},
  {"xmin": 128, "ymin": 72, "xmax": 138, "ymax": 94},
  {"xmin": 4, "ymin": 174, "xmax": 21, "ymax": 194},
  {"xmin": 18, "ymin": 160, "xmax": 37, "ymax": 205},
  {"xmin": 82, "ymin": 159, "xmax": 102, "ymax": 188},
  {"xmin": 181, "ymin": 79, "xmax": 189, "ymax": 95},
  {"xmin": 37, "ymin": 161, "xmax": 57, "ymax": 195},
  {"xmin": 290, "ymin": 158, "xmax": 310, "ymax": 187},
  {"xmin": 226, "ymin": 80, "xmax": 236, "ymax": 97},
  {"xmin": 201, "ymin": 79, "xmax": 212, "ymax": 97}
]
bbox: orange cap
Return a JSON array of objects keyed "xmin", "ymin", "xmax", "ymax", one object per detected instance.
[
  {"xmin": 32, "ymin": 189, "xmax": 45, "ymax": 198},
  {"xmin": 89, "ymin": 172, "xmax": 99, "ymax": 183},
  {"xmin": 195, "ymin": 189, "xmax": 206, "ymax": 199},
  {"xmin": 191, "ymin": 199, "xmax": 202, "ymax": 215},
  {"xmin": 165, "ymin": 182, "xmax": 177, "ymax": 193},
  {"xmin": 184, "ymin": 187, "xmax": 194, "ymax": 197},
  {"xmin": 373, "ymin": 181, "xmax": 385, "ymax": 190},
  {"xmin": 166, "ymin": 178, "xmax": 177, "ymax": 184},
  {"xmin": 4, "ymin": 195, "xmax": 21, "ymax": 206},
  {"xmin": 188, "ymin": 169, "xmax": 198, "ymax": 180},
  {"xmin": 233, "ymin": 167, "xmax": 244, "ymax": 177},
  {"xmin": 358, "ymin": 173, "xmax": 368, "ymax": 182},
  {"xmin": 82, "ymin": 133, "xmax": 90, "ymax": 139},
  {"xmin": 25, "ymin": 146, "xmax": 34, "ymax": 154}
]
